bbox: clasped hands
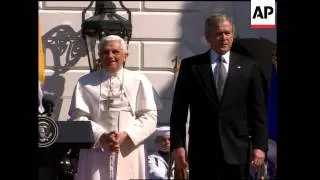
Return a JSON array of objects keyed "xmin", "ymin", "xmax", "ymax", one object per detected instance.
[{"xmin": 100, "ymin": 131, "xmax": 128, "ymax": 153}]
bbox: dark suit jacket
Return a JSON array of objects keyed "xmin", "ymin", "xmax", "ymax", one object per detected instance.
[{"xmin": 170, "ymin": 50, "xmax": 268, "ymax": 166}]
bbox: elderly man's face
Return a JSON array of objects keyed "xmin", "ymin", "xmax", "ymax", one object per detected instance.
[
  {"xmin": 205, "ymin": 19, "xmax": 234, "ymax": 55},
  {"xmin": 156, "ymin": 135, "xmax": 170, "ymax": 152},
  {"xmin": 100, "ymin": 40, "xmax": 128, "ymax": 73}
]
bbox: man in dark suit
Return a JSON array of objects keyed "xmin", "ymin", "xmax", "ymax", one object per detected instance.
[{"xmin": 170, "ymin": 13, "xmax": 268, "ymax": 180}]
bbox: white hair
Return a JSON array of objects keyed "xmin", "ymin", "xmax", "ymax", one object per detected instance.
[{"xmin": 98, "ymin": 35, "xmax": 128, "ymax": 53}]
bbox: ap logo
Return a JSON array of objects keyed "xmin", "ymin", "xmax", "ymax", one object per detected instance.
[{"xmin": 251, "ymin": 0, "xmax": 276, "ymax": 28}]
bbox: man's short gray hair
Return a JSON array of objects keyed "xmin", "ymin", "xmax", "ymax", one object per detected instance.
[
  {"xmin": 98, "ymin": 35, "xmax": 128, "ymax": 53},
  {"xmin": 204, "ymin": 13, "xmax": 236, "ymax": 36}
]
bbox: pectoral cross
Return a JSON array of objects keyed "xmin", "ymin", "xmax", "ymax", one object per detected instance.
[
  {"xmin": 101, "ymin": 78, "xmax": 115, "ymax": 110},
  {"xmin": 105, "ymin": 90, "xmax": 114, "ymax": 110}
]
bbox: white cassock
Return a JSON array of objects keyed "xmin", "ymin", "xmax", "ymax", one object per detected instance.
[
  {"xmin": 68, "ymin": 68, "xmax": 163, "ymax": 180},
  {"xmin": 147, "ymin": 151, "xmax": 174, "ymax": 179}
]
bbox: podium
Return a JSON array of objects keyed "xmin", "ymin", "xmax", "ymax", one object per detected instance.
[{"xmin": 38, "ymin": 121, "xmax": 95, "ymax": 180}]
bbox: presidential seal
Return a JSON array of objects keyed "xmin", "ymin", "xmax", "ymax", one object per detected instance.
[{"xmin": 38, "ymin": 116, "xmax": 59, "ymax": 148}]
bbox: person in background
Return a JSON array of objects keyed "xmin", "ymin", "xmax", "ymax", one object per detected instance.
[{"xmin": 147, "ymin": 126, "xmax": 174, "ymax": 179}]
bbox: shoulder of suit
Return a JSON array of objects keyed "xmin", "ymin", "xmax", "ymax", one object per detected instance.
[
  {"xmin": 231, "ymin": 52, "xmax": 257, "ymax": 65},
  {"xmin": 183, "ymin": 53, "xmax": 205, "ymax": 61},
  {"xmin": 180, "ymin": 51, "xmax": 209, "ymax": 65}
]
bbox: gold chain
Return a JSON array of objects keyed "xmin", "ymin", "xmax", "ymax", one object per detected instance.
[{"xmin": 108, "ymin": 77, "xmax": 114, "ymax": 98}]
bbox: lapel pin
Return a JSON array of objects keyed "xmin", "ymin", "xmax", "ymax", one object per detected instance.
[{"xmin": 236, "ymin": 66, "xmax": 241, "ymax": 69}]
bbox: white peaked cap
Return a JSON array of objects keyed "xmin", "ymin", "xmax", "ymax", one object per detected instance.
[{"xmin": 156, "ymin": 126, "xmax": 170, "ymax": 137}]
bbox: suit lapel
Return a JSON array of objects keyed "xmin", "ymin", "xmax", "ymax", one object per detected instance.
[
  {"xmin": 220, "ymin": 52, "xmax": 242, "ymax": 104},
  {"xmin": 195, "ymin": 50, "xmax": 219, "ymax": 106}
]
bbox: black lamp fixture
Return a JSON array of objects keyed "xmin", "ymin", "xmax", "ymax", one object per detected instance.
[{"xmin": 81, "ymin": 1, "xmax": 132, "ymax": 72}]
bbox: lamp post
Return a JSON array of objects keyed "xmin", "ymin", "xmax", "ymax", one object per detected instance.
[{"xmin": 81, "ymin": 1, "xmax": 132, "ymax": 72}]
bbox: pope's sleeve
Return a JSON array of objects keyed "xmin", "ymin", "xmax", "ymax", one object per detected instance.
[
  {"xmin": 68, "ymin": 82, "xmax": 106, "ymax": 148},
  {"xmin": 122, "ymin": 74, "xmax": 163, "ymax": 146}
]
